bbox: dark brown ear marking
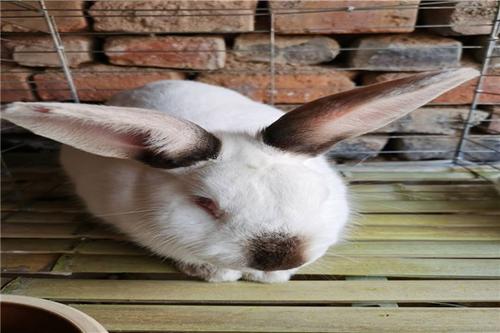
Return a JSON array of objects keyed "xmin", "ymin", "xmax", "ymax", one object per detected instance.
[
  {"xmin": 129, "ymin": 128, "xmax": 222, "ymax": 169},
  {"xmin": 134, "ymin": 130, "xmax": 221, "ymax": 169},
  {"xmin": 249, "ymin": 233, "xmax": 304, "ymax": 271}
]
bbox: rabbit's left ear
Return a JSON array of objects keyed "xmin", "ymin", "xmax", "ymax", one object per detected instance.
[
  {"xmin": 262, "ymin": 68, "xmax": 479, "ymax": 155},
  {"xmin": 1, "ymin": 102, "xmax": 221, "ymax": 169}
]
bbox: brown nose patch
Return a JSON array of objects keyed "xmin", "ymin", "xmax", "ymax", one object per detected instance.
[{"xmin": 249, "ymin": 233, "xmax": 305, "ymax": 271}]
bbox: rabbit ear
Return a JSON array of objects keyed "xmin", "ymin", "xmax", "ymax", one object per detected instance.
[
  {"xmin": 262, "ymin": 68, "xmax": 479, "ymax": 156},
  {"xmin": 1, "ymin": 102, "xmax": 221, "ymax": 169}
]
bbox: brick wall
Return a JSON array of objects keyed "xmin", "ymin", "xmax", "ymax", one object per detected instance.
[{"xmin": 1, "ymin": 0, "xmax": 499, "ymax": 162}]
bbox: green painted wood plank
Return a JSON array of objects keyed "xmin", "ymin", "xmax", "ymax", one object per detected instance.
[
  {"xmin": 1, "ymin": 223, "xmax": 80, "ymax": 238},
  {"xmin": 50, "ymin": 254, "xmax": 500, "ymax": 278},
  {"xmin": 352, "ymin": 192, "xmax": 499, "ymax": 201},
  {"xmin": 332, "ymin": 254, "xmax": 496, "ymax": 276},
  {"xmin": 337, "ymin": 162, "xmax": 500, "ymax": 172},
  {"xmin": 76, "ymin": 224, "xmax": 126, "ymax": 240},
  {"xmin": 343, "ymin": 171, "xmax": 498, "ymax": 182},
  {"xmin": 349, "ymin": 184, "xmax": 498, "ymax": 193},
  {"xmin": 349, "ymin": 226, "xmax": 500, "ymax": 241},
  {"xmin": 1, "ymin": 254, "xmax": 60, "ymax": 273},
  {"xmin": 71, "ymin": 304, "xmax": 500, "ymax": 332},
  {"xmin": 5, "ymin": 278, "xmax": 500, "ymax": 304},
  {"xmin": 51, "ymin": 254, "xmax": 177, "ymax": 274},
  {"xmin": 1, "ymin": 200, "xmax": 85, "ymax": 213},
  {"xmin": 6, "ymin": 238, "xmax": 496, "ymax": 259},
  {"xmin": 357, "ymin": 200, "xmax": 500, "ymax": 213},
  {"xmin": 1, "ymin": 239, "xmax": 75, "ymax": 253},
  {"xmin": 1, "ymin": 212, "xmax": 83, "ymax": 224},
  {"xmin": 0, "ymin": 223, "xmax": 122, "ymax": 240},
  {"xmin": 74, "ymin": 240, "xmax": 146, "ymax": 255},
  {"xmin": 22, "ymin": 224, "xmax": 500, "ymax": 241},
  {"xmin": 354, "ymin": 215, "xmax": 500, "ymax": 227},
  {"xmin": 306, "ymin": 256, "xmax": 500, "ymax": 278},
  {"xmin": 332, "ymin": 241, "xmax": 500, "ymax": 258}
]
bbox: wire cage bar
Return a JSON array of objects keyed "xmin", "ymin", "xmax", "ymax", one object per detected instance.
[
  {"xmin": 38, "ymin": 0, "xmax": 79, "ymax": 103},
  {"xmin": 454, "ymin": 3, "xmax": 500, "ymax": 161}
]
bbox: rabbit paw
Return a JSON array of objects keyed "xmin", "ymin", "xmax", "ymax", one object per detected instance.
[
  {"xmin": 242, "ymin": 269, "xmax": 296, "ymax": 283},
  {"xmin": 176, "ymin": 261, "xmax": 242, "ymax": 282}
]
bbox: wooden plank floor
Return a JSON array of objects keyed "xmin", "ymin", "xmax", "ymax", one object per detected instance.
[{"xmin": 2, "ymin": 157, "xmax": 500, "ymax": 333}]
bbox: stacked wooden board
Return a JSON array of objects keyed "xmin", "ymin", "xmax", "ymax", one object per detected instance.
[{"xmin": 2, "ymin": 155, "xmax": 500, "ymax": 332}]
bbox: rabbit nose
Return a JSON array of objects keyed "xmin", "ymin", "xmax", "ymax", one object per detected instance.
[{"xmin": 248, "ymin": 233, "xmax": 305, "ymax": 271}]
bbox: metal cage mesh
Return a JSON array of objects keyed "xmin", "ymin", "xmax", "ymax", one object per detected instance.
[{"xmin": 1, "ymin": 0, "xmax": 499, "ymax": 190}]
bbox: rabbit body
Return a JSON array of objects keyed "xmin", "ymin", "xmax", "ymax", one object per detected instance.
[
  {"xmin": 61, "ymin": 81, "xmax": 349, "ymax": 283},
  {"xmin": 6, "ymin": 69, "xmax": 477, "ymax": 282},
  {"xmin": 107, "ymin": 80, "xmax": 285, "ymax": 132}
]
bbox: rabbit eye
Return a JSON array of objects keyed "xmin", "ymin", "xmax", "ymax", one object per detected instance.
[{"xmin": 192, "ymin": 196, "xmax": 224, "ymax": 219}]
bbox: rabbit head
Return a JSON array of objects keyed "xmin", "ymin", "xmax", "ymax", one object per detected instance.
[{"xmin": 2, "ymin": 68, "xmax": 479, "ymax": 273}]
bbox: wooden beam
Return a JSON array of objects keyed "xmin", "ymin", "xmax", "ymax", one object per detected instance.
[
  {"xmin": 4, "ymin": 278, "xmax": 500, "ymax": 304},
  {"xmin": 50, "ymin": 254, "xmax": 500, "ymax": 278},
  {"xmin": 70, "ymin": 304, "xmax": 500, "ymax": 332}
]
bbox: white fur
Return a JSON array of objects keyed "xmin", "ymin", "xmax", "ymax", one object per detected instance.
[
  {"xmin": 60, "ymin": 81, "xmax": 349, "ymax": 282},
  {"xmin": 5, "ymin": 69, "xmax": 478, "ymax": 283}
]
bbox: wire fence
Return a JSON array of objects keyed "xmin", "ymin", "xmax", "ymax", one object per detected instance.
[{"xmin": 1, "ymin": 0, "xmax": 499, "ymax": 176}]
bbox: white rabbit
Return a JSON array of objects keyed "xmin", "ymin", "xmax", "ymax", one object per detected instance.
[{"xmin": 2, "ymin": 68, "xmax": 478, "ymax": 283}]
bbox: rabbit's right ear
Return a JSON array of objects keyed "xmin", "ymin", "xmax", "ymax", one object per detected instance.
[
  {"xmin": 1, "ymin": 102, "xmax": 220, "ymax": 169},
  {"xmin": 262, "ymin": 68, "xmax": 479, "ymax": 155}
]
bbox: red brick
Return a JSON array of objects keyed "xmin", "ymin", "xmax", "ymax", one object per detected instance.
[
  {"xmin": 377, "ymin": 107, "xmax": 489, "ymax": 135},
  {"xmin": 234, "ymin": 34, "xmax": 340, "ymax": 65},
  {"xmin": 328, "ymin": 136, "xmax": 389, "ymax": 161},
  {"xmin": 198, "ymin": 67, "xmax": 355, "ymax": 104},
  {"xmin": 269, "ymin": 0, "xmax": 419, "ymax": 34},
  {"xmin": 1, "ymin": 64, "xmax": 36, "ymax": 102},
  {"xmin": 6, "ymin": 36, "xmax": 93, "ymax": 68},
  {"xmin": 90, "ymin": 0, "xmax": 257, "ymax": 33},
  {"xmin": 433, "ymin": 75, "xmax": 500, "ymax": 105},
  {"xmin": 362, "ymin": 70, "xmax": 500, "ymax": 105},
  {"xmin": 34, "ymin": 64, "xmax": 186, "ymax": 102},
  {"xmin": 1, "ymin": 1, "xmax": 87, "ymax": 32},
  {"xmin": 349, "ymin": 34, "xmax": 461, "ymax": 71},
  {"xmin": 362, "ymin": 72, "xmax": 410, "ymax": 85},
  {"xmin": 105, "ymin": 36, "xmax": 225, "ymax": 70},
  {"xmin": 421, "ymin": 0, "xmax": 497, "ymax": 36}
]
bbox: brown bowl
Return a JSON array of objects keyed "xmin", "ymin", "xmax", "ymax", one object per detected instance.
[{"xmin": 1, "ymin": 295, "xmax": 108, "ymax": 333}]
